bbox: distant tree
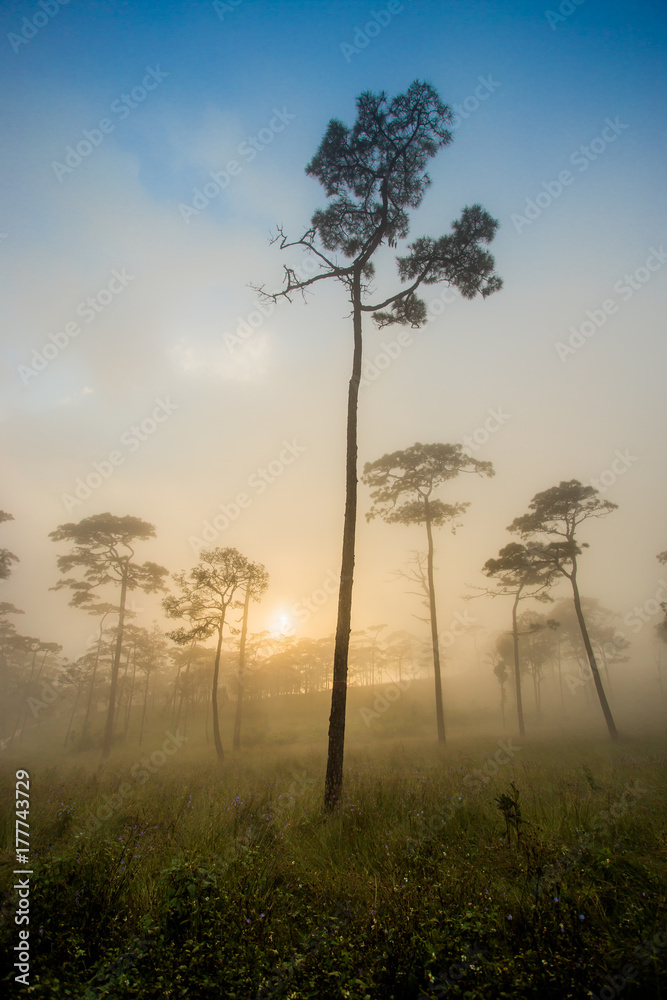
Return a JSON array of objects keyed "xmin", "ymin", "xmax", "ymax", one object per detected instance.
[
  {"xmin": 49, "ymin": 513, "xmax": 168, "ymax": 759},
  {"xmin": 516, "ymin": 610, "xmax": 560, "ymax": 718},
  {"xmin": 656, "ymin": 551, "xmax": 667, "ymax": 648},
  {"xmin": 365, "ymin": 624, "xmax": 388, "ymax": 686},
  {"xmin": 0, "ymin": 511, "xmax": 18, "ymax": 580},
  {"xmin": 169, "ymin": 643, "xmax": 212, "ymax": 732},
  {"xmin": 349, "ymin": 624, "xmax": 388, "ymax": 687},
  {"xmin": 493, "ymin": 656, "xmax": 509, "ymax": 728},
  {"xmin": 80, "ymin": 602, "xmax": 121, "ymax": 745},
  {"xmin": 509, "ymin": 480, "xmax": 619, "ymax": 741},
  {"xmin": 256, "ymin": 81, "xmax": 502, "ymax": 808},
  {"xmin": 163, "ymin": 547, "xmax": 256, "ymax": 762},
  {"xmin": 363, "ymin": 442, "xmax": 494, "ymax": 743},
  {"xmin": 0, "ymin": 605, "xmax": 26, "ymax": 739},
  {"xmin": 62, "ymin": 658, "xmax": 90, "ymax": 748},
  {"xmin": 232, "ymin": 562, "xmax": 269, "ymax": 751},
  {"xmin": 479, "ymin": 541, "xmax": 555, "ymax": 736},
  {"xmin": 385, "ymin": 629, "xmax": 425, "ymax": 684},
  {"xmin": 12, "ymin": 638, "xmax": 62, "ymax": 746},
  {"xmin": 135, "ymin": 624, "xmax": 168, "ymax": 746},
  {"xmin": 551, "ymin": 597, "xmax": 628, "ymax": 687},
  {"xmin": 168, "ymin": 641, "xmax": 196, "ymax": 727}
]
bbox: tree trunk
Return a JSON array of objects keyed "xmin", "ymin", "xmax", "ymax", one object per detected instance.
[
  {"xmin": 171, "ymin": 660, "xmax": 184, "ymax": 725},
  {"xmin": 82, "ymin": 613, "xmax": 110, "ymax": 743},
  {"xmin": 101, "ymin": 570, "xmax": 129, "ymax": 760},
  {"xmin": 557, "ymin": 638, "xmax": 565, "ymax": 717},
  {"xmin": 325, "ymin": 267, "xmax": 363, "ymax": 811},
  {"xmin": 64, "ymin": 682, "xmax": 83, "ymax": 747},
  {"xmin": 138, "ymin": 666, "xmax": 150, "ymax": 747},
  {"xmin": 424, "ymin": 501, "xmax": 445, "ymax": 743},
  {"xmin": 570, "ymin": 569, "xmax": 618, "ymax": 740},
  {"xmin": 233, "ymin": 584, "xmax": 251, "ymax": 751},
  {"xmin": 211, "ymin": 615, "xmax": 226, "ymax": 762},
  {"xmin": 11, "ymin": 645, "xmax": 39, "ymax": 747},
  {"xmin": 512, "ymin": 591, "xmax": 526, "ymax": 737},
  {"xmin": 124, "ymin": 645, "xmax": 137, "ymax": 736}
]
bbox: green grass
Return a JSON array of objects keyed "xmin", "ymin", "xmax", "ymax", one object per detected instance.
[{"xmin": 1, "ymin": 726, "xmax": 667, "ymax": 998}]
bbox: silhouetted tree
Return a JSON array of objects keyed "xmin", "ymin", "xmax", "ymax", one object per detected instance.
[
  {"xmin": 385, "ymin": 629, "xmax": 424, "ymax": 684},
  {"xmin": 516, "ymin": 610, "xmax": 560, "ymax": 718},
  {"xmin": 509, "ymin": 481, "xmax": 619, "ymax": 741},
  {"xmin": 363, "ymin": 442, "xmax": 494, "ymax": 742},
  {"xmin": 552, "ymin": 597, "xmax": 627, "ymax": 681},
  {"xmin": 135, "ymin": 624, "xmax": 168, "ymax": 746},
  {"xmin": 256, "ymin": 81, "xmax": 502, "ymax": 808},
  {"xmin": 0, "ymin": 511, "xmax": 18, "ymax": 580},
  {"xmin": 12, "ymin": 639, "xmax": 62, "ymax": 746},
  {"xmin": 49, "ymin": 513, "xmax": 168, "ymax": 759},
  {"xmin": 80, "ymin": 602, "xmax": 121, "ymax": 745},
  {"xmin": 656, "ymin": 550, "xmax": 667, "ymax": 649},
  {"xmin": 479, "ymin": 542, "xmax": 554, "ymax": 736},
  {"xmin": 232, "ymin": 562, "xmax": 269, "ymax": 751},
  {"xmin": 493, "ymin": 656, "xmax": 509, "ymax": 728},
  {"xmin": 163, "ymin": 547, "xmax": 255, "ymax": 762}
]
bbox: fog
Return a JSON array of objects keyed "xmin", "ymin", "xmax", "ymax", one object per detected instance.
[{"xmin": 1, "ymin": 1, "xmax": 666, "ymax": 996}]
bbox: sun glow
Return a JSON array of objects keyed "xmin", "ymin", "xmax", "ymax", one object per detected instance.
[{"xmin": 270, "ymin": 611, "xmax": 295, "ymax": 638}]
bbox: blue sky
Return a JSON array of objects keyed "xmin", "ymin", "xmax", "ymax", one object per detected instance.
[{"xmin": 1, "ymin": 0, "xmax": 666, "ymax": 666}]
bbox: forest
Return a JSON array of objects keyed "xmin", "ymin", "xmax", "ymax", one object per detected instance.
[{"xmin": 2, "ymin": 2, "xmax": 666, "ymax": 998}]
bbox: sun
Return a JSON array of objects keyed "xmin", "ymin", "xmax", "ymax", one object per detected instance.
[{"xmin": 271, "ymin": 611, "xmax": 295, "ymax": 638}]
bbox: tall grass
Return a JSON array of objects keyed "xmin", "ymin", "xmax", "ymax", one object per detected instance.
[{"xmin": 1, "ymin": 730, "xmax": 666, "ymax": 998}]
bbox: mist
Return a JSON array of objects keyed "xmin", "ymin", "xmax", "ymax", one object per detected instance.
[{"xmin": 1, "ymin": 1, "xmax": 666, "ymax": 997}]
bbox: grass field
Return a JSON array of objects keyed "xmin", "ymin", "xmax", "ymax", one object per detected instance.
[{"xmin": 1, "ymin": 683, "xmax": 666, "ymax": 998}]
